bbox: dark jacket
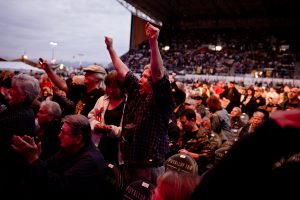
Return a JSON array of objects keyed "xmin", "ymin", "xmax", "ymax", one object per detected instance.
[
  {"xmin": 220, "ymin": 87, "xmax": 241, "ymax": 113},
  {"xmin": 0, "ymin": 103, "xmax": 36, "ymax": 195},
  {"xmin": 29, "ymin": 141, "xmax": 106, "ymax": 199}
]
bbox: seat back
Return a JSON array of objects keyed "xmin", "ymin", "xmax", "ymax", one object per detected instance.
[{"xmin": 104, "ymin": 162, "xmax": 123, "ymax": 199}]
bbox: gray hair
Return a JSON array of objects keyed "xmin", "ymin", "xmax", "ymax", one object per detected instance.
[
  {"xmin": 62, "ymin": 114, "xmax": 91, "ymax": 144},
  {"xmin": 252, "ymin": 111, "xmax": 265, "ymax": 119},
  {"xmin": 94, "ymin": 73, "xmax": 106, "ymax": 90},
  {"xmin": 232, "ymin": 106, "xmax": 242, "ymax": 115},
  {"xmin": 12, "ymin": 74, "xmax": 40, "ymax": 103},
  {"xmin": 40, "ymin": 100, "xmax": 62, "ymax": 120}
]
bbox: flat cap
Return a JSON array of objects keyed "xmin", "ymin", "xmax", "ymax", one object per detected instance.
[{"xmin": 83, "ymin": 64, "xmax": 106, "ymax": 74}]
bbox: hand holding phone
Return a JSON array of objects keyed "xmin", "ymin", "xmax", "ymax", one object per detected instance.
[{"xmin": 39, "ymin": 58, "xmax": 49, "ymax": 70}]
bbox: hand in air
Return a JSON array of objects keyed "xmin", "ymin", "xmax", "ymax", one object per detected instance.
[
  {"xmin": 145, "ymin": 22, "xmax": 159, "ymax": 41},
  {"xmin": 105, "ymin": 36, "xmax": 113, "ymax": 49}
]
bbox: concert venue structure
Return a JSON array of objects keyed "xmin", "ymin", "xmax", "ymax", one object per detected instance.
[{"xmin": 117, "ymin": 0, "xmax": 300, "ymax": 85}]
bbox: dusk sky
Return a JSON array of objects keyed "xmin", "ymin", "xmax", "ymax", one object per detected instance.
[{"xmin": 0, "ymin": 0, "xmax": 131, "ymax": 66}]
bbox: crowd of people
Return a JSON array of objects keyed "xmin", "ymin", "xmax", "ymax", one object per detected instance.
[
  {"xmin": 121, "ymin": 28, "xmax": 297, "ymax": 79},
  {"xmin": 0, "ymin": 22, "xmax": 300, "ymax": 199}
]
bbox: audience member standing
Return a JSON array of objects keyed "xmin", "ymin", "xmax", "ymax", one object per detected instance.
[
  {"xmin": 88, "ymin": 70, "xmax": 126, "ymax": 165},
  {"xmin": 241, "ymin": 87, "xmax": 258, "ymax": 118},
  {"xmin": 105, "ymin": 22, "xmax": 175, "ymax": 186},
  {"xmin": 254, "ymin": 87, "xmax": 266, "ymax": 108},
  {"xmin": 40, "ymin": 60, "xmax": 106, "ymax": 116},
  {"xmin": 220, "ymin": 81, "xmax": 241, "ymax": 113},
  {"xmin": 0, "ymin": 70, "xmax": 14, "ymax": 109},
  {"xmin": 0, "ymin": 74, "xmax": 40, "ymax": 195},
  {"xmin": 170, "ymin": 75, "xmax": 186, "ymax": 121}
]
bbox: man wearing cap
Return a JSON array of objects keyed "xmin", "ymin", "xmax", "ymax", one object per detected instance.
[
  {"xmin": 40, "ymin": 62, "xmax": 106, "ymax": 117},
  {"xmin": 105, "ymin": 22, "xmax": 175, "ymax": 186}
]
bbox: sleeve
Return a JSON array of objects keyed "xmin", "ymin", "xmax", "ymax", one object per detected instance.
[
  {"xmin": 88, "ymin": 96, "xmax": 104, "ymax": 131},
  {"xmin": 211, "ymin": 113, "xmax": 221, "ymax": 133},
  {"xmin": 152, "ymin": 75, "xmax": 176, "ymax": 111},
  {"xmin": 107, "ymin": 125, "xmax": 122, "ymax": 138},
  {"xmin": 52, "ymin": 93, "xmax": 75, "ymax": 115},
  {"xmin": 124, "ymin": 71, "xmax": 139, "ymax": 97}
]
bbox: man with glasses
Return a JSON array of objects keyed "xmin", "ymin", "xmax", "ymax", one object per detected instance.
[{"xmin": 11, "ymin": 114, "xmax": 106, "ymax": 199}]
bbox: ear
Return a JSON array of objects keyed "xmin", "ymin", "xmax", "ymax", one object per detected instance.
[
  {"xmin": 48, "ymin": 113, "xmax": 55, "ymax": 121},
  {"xmin": 75, "ymin": 134, "xmax": 83, "ymax": 144}
]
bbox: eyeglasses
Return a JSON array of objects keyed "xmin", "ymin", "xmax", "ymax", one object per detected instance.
[{"xmin": 59, "ymin": 129, "xmax": 75, "ymax": 137}]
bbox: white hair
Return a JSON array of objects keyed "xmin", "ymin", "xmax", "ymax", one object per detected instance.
[{"xmin": 12, "ymin": 74, "xmax": 40, "ymax": 103}]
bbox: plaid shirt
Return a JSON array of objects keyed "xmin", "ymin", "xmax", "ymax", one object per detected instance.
[{"xmin": 121, "ymin": 71, "xmax": 175, "ymax": 165}]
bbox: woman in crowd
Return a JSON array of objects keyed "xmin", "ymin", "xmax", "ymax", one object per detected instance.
[
  {"xmin": 241, "ymin": 86, "xmax": 257, "ymax": 118},
  {"xmin": 206, "ymin": 95, "xmax": 233, "ymax": 142},
  {"xmin": 88, "ymin": 70, "xmax": 126, "ymax": 165}
]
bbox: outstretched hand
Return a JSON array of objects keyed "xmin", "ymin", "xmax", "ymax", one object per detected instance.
[
  {"xmin": 145, "ymin": 22, "xmax": 160, "ymax": 41},
  {"xmin": 105, "ymin": 36, "xmax": 113, "ymax": 49}
]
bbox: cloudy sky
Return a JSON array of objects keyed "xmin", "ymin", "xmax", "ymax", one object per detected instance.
[{"xmin": 0, "ymin": 0, "xmax": 131, "ymax": 66}]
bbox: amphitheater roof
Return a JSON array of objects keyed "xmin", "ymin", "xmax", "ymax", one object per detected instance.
[{"xmin": 123, "ymin": 0, "xmax": 300, "ymax": 28}]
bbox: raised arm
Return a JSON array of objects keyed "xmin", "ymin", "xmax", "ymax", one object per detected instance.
[
  {"xmin": 40, "ymin": 59, "xmax": 69, "ymax": 93},
  {"xmin": 105, "ymin": 37, "xmax": 129, "ymax": 81},
  {"xmin": 145, "ymin": 22, "xmax": 164, "ymax": 82}
]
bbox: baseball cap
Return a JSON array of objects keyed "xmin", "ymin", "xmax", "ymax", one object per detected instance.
[
  {"xmin": 165, "ymin": 153, "xmax": 198, "ymax": 175},
  {"xmin": 123, "ymin": 180, "xmax": 155, "ymax": 200},
  {"xmin": 83, "ymin": 64, "xmax": 107, "ymax": 74}
]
